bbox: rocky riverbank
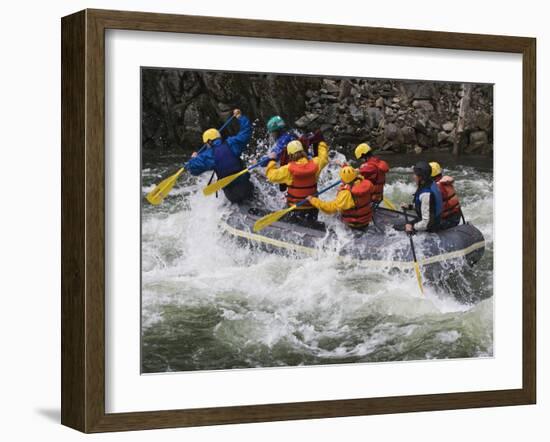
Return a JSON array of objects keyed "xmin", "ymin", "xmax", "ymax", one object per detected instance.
[{"xmin": 142, "ymin": 69, "xmax": 493, "ymax": 156}]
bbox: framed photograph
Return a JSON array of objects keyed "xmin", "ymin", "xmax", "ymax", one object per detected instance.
[{"xmin": 61, "ymin": 9, "xmax": 536, "ymax": 433}]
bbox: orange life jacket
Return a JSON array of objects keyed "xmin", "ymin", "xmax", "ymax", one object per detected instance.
[
  {"xmin": 287, "ymin": 160, "xmax": 319, "ymax": 209},
  {"xmin": 435, "ymin": 175, "xmax": 461, "ymax": 219},
  {"xmin": 359, "ymin": 156, "xmax": 389, "ymax": 203},
  {"xmin": 340, "ymin": 178, "xmax": 374, "ymax": 227}
]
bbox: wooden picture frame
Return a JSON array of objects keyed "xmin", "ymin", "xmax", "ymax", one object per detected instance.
[{"xmin": 61, "ymin": 8, "xmax": 536, "ymax": 433}]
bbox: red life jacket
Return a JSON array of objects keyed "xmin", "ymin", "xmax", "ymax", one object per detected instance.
[
  {"xmin": 340, "ymin": 178, "xmax": 374, "ymax": 227},
  {"xmin": 359, "ymin": 156, "xmax": 389, "ymax": 203},
  {"xmin": 287, "ymin": 160, "xmax": 319, "ymax": 209},
  {"xmin": 435, "ymin": 175, "xmax": 461, "ymax": 219}
]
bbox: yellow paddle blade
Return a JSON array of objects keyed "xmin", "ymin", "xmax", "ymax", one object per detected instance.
[
  {"xmin": 414, "ymin": 261, "xmax": 424, "ymax": 295},
  {"xmin": 383, "ymin": 197, "xmax": 396, "ymax": 210},
  {"xmin": 146, "ymin": 168, "xmax": 185, "ymax": 205},
  {"xmin": 253, "ymin": 206, "xmax": 296, "ymax": 232},
  {"xmin": 202, "ymin": 169, "xmax": 248, "ymax": 196}
]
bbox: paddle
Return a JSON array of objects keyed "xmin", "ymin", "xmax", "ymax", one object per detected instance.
[
  {"xmin": 203, "ymin": 161, "xmax": 265, "ymax": 197},
  {"xmin": 253, "ymin": 180, "xmax": 342, "ymax": 232},
  {"xmin": 145, "ymin": 116, "xmax": 235, "ymax": 205},
  {"xmin": 382, "ymin": 197, "xmax": 396, "ymax": 210},
  {"xmin": 403, "ymin": 209, "xmax": 424, "ymax": 295},
  {"xmin": 145, "ymin": 167, "xmax": 186, "ymax": 205}
]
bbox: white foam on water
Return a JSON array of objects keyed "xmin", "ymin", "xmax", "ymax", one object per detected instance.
[{"xmin": 141, "ymin": 161, "xmax": 494, "ymax": 371}]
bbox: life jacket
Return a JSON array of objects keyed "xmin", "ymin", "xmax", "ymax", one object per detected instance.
[
  {"xmin": 414, "ymin": 181, "xmax": 443, "ymax": 231},
  {"xmin": 340, "ymin": 178, "xmax": 374, "ymax": 227},
  {"xmin": 213, "ymin": 140, "xmax": 250, "ymax": 192},
  {"xmin": 359, "ymin": 156, "xmax": 389, "ymax": 202},
  {"xmin": 435, "ymin": 175, "xmax": 461, "ymax": 219},
  {"xmin": 287, "ymin": 160, "xmax": 319, "ymax": 209},
  {"xmin": 213, "ymin": 140, "xmax": 248, "ymax": 186}
]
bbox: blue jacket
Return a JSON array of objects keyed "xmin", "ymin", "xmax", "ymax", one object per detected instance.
[
  {"xmin": 269, "ymin": 130, "xmax": 298, "ymax": 160},
  {"xmin": 185, "ymin": 115, "xmax": 252, "ymax": 176},
  {"xmin": 414, "ymin": 181, "xmax": 443, "ymax": 228}
]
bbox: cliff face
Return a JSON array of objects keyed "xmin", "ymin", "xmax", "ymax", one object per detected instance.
[
  {"xmin": 301, "ymin": 79, "xmax": 493, "ymax": 156},
  {"xmin": 142, "ymin": 68, "xmax": 493, "ymax": 156},
  {"xmin": 141, "ymin": 69, "xmax": 321, "ymax": 150}
]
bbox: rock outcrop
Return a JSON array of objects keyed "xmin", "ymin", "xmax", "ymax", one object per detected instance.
[
  {"xmin": 141, "ymin": 69, "xmax": 320, "ymax": 150},
  {"xmin": 142, "ymin": 69, "xmax": 493, "ymax": 156}
]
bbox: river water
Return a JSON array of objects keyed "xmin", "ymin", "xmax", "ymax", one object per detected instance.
[{"xmin": 141, "ymin": 150, "xmax": 493, "ymax": 373}]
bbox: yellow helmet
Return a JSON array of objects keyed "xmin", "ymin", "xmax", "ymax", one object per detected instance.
[
  {"xmin": 287, "ymin": 140, "xmax": 304, "ymax": 155},
  {"xmin": 429, "ymin": 161, "xmax": 442, "ymax": 177},
  {"xmin": 354, "ymin": 143, "xmax": 372, "ymax": 159},
  {"xmin": 202, "ymin": 128, "xmax": 221, "ymax": 144},
  {"xmin": 340, "ymin": 166, "xmax": 358, "ymax": 184}
]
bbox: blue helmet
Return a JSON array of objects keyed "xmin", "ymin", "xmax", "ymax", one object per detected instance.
[{"xmin": 266, "ymin": 115, "xmax": 286, "ymax": 133}]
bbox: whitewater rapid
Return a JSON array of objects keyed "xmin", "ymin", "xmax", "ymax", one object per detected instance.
[{"xmin": 141, "ymin": 153, "xmax": 493, "ymax": 373}]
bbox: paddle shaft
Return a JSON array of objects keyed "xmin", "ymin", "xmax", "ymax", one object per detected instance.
[
  {"xmin": 247, "ymin": 161, "xmax": 264, "ymax": 173},
  {"xmin": 403, "ymin": 210, "xmax": 416, "ymax": 254},
  {"xmin": 295, "ymin": 180, "xmax": 342, "ymax": 208},
  {"xmin": 195, "ymin": 115, "xmax": 235, "ymax": 156},
  {"xmin": 252, "ymin": 179, "xmax": 342, "ymax": 232}
]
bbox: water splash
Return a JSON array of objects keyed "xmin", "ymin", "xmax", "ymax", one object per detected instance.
[{"xmin": 141, "ymin": 155, "xmax": 493, "ymax": 372}]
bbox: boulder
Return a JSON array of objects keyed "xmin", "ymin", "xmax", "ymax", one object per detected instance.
[
  {"xmin": 338, "ymin": 80, "xmax": 352, "ymax": 100},
  {"xmin": 416, "ymin": 132, "xmax": 433, "ymax": 148},
  {"xmin": 323, "ymin": 79, "xmax": 340, "ymax": 94},
  {"xmin": 384, "ymin": 123, "xmax": 400, "ymax": 141},
  {"xmin": 379, "ymin": 85, "xmax": 394, "ymax": 97},
  {"xmin": 437, "ymin": 131, "xmax": 449, "ymax": 144},
  {"xmin": 468, "ymin": 130, "xmax": 488, "ymax": 152},
  {"xmin": 320, "ymin": 94, "xmax": 338, "ymax": 102},
  {"xmin": 349, "ymin": 104, "xmax": 364, "ymax": 121},
  {"xmin": 294, "ymin": 112, "xmax": 320, "ymax": 128},
  {"xmin": 413, "ymin": 82, "xmax": 436, "ymax": 100},
  {"xmin": 471, "ymin": 110, "xmax": 492, "ymax": 130},
  {"xmin": 365, "ymin": 107, "xmax": 383, "ymax": 129},
  {"xmin": 442, "ymin": 121, "xmax": 455, "ymax": 132},
  {"xmin": 412, "ymin": 100, "xmax": 434, "ymax": 112},
  {"xmin": 401, "ymin": 126, "xmax": 417, "ymax": 144},
  {"xmin": 414, "ymin": 115, "xmax": 429, "ymax": 134},
  {"xmin": 446, "ymin": 129, "xmax": 457, "ymax": 144}
]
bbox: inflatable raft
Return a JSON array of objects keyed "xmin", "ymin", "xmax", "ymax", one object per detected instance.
[{"xmin": 219, "ymin": 204, "xmax": 485, "ymax": 277}]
